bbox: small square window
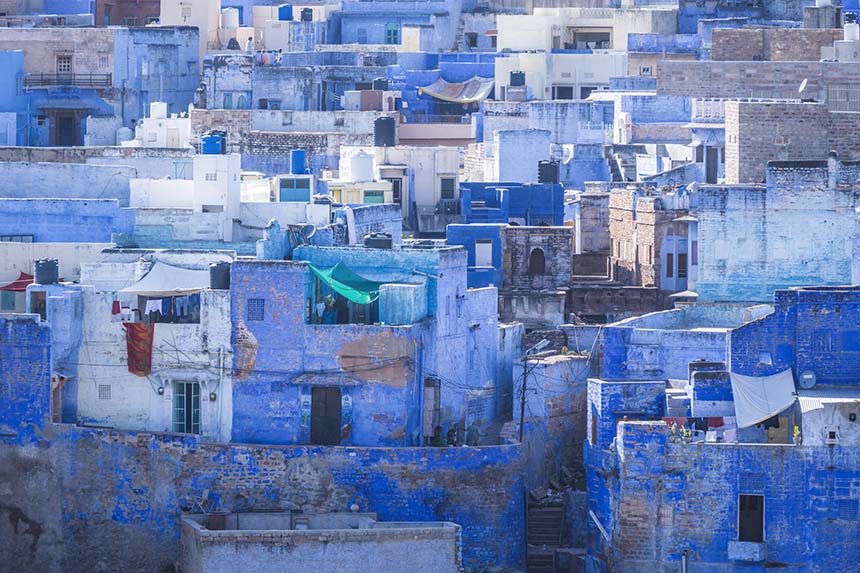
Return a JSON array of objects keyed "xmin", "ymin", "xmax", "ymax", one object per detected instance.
[
  {"xmin": 247, "ymin": 298, "xmax": 265, "ymax": 321},
  {"xmin": 205, "ymin": 172, "xmax": 217, "ymax": 181},
  {"xmin": 98, "ymin": 384, "xmax": 111, "ymax": 400},
  {"xmin": 440, "ymin": 177, "xmax": 456, "ymax": 199}
]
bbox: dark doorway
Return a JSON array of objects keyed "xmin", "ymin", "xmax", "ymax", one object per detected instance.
[
  {"xmin": 738, "ymin": 494, "xmax": 764, "ymax": 542},
  {"xmin": 529, "ymin": 248, "xmax": 546, "ymax": 275},
  {"xmin": 705, "ymin": 146, "xmax": 718, "ymax": 184},
  {"xmin": 310, "ymin": 386, "xmax": 342, "ymax": 445},
  {"xmin": 56, "ymin": 114, "xmax": 78, "ymax": 146}
]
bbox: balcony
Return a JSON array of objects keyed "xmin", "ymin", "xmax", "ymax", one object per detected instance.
[{"xmin": 24, "ymin": 73, "xmax": 112, "ymax": 89}]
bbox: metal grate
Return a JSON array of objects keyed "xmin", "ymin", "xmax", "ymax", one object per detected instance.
[
  {"xmin": 837, "ymin": 499, "xmax": 859, "ymax": 521},
  {"xmin": 98, "ymin": 384, "xmax": 111, "ymax": 401},
  {"xmin": 247, "ymin": 298, "xmax": 265, "ymax": 322}
]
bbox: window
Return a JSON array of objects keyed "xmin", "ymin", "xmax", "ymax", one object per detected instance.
[
  {"xmin": 173, "ymin": 381, "xmax": 200, "ymax": 434},
  {"xmin": 695, "ymin": 146, "xmax": 704, "ymax": 163},
  {"xmin": 205, "ymin": 172, "xmax": 217, "ymax": 181},
  {"xmin": 465, "ymin": 32, "xmax": 477, "ymax": 48},
  {"xmin": 385, "ymin": 23, "xmax": 399, "ymax": 45},
  {"xmin": 281, "ymin": 111, "xmax": 293, "ymax": 125},
  {"xmin": 529, "ymin": 248, "xmax": 546, "ymax": 275},
  {"xmin": 475, "ymin": 239, "xmax": 493, "ymax": 267},
  {"xmin": 103, "ymin": 4, "xmax": 111, "ymax": 25},
  {"xmin": 98, "ymin": 384, "xmax": 111, "ymax": 400},
  {"xmin": 422, "ymin": 378, "xmax": 441, "ymax": 442},
  {"xmin": 237, "ymin": 95, "xmax": 247, "ymax": 109},
  {"xmin": 666, "ymin": 253, "xmax": 674, "ymax": 278},
  {"xmin": 145, "ymin": 15, "xmax": 159, "ymax": 25},
  {"xmin": 640, "ymin": 66, "xmax": 652, "ymax": 76},
  {"xmin": 553, "ymin": 86, "xmax": 574, "ymax": 100},
  {"xmin": 363, "ymin": 190, "xmax": 385, "ymax": 203},
  {"xmin": 123, "ymin": 16, "xmax": 138, "ymax": 26},
  {"xmin": 0, "ymin": 234, "xmax": 33, "ymax": 243},
  {"xmin": 357, "ymin": 28, "xmax": 367, "ymax": 44},
  {"xmin": 440, "ymin": 177, "xmax": 456, "ymax": 200},
  {"xmin": 384, "ymin": 178, "xmax": 402, "ymax": 204},
  {"xmin": 678, "ymin": 253, "xmax": 688, "ymax": 279},
  {"xmin": 738, "ymin": 494, "xmax": 765, "ymax": 543},
  {"xmin": 181, "ymin": 6, "xmax": 192, "ymax": 21},
  {"xmin": 691, "ymin": 240, "xmax": 698, "ymax": 265},
  {"xmin": 56, "ymin": 55, "xmax": 72, "ymax": 75},
  {"xmin": 99, "ymin": 54, "xmax": 109, "ymax": 68},
  {"xmin": 0, "ymin": 291, "xmax": 15, "ymax": 311},
  {"xmin": 490, "ymin": 36, "xmax": 497, "ymax": 48},
  {"xmin": 247, "ymin": 298, "xmax": 265, "ymax": 321},
  {"xmin": 223, "ymin": 93, "xmax": 233, "ymax": 109}
]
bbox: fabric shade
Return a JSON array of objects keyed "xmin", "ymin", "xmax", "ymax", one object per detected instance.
[
  {"xmin": 120, "ymin": 262, "xmax": 210, "ymax": 297},
  {"xmin": 418, "ymin": 76, "xmax": 495, "ymax": 104},
  {"xmin": 730, "ymin": 369, "xmax": 796, "ymax": 428},
  {"xmin": 308, "ymin": 262, "xmax": 383, "ymax": 305},
  {"xmin": 0, "ymin": 272, "xmax": 33, "ymax": 292}
]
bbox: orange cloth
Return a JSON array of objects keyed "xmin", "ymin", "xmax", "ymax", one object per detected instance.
[{"xmin": 124, "ymin": 322, "xmax": 154, "ymax": 376}]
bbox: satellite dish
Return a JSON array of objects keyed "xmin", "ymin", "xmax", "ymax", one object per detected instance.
[
  {"xmin": 799, "ymin": 370, "xmax": 817, "ymax": 390},
  {"xmin": 799, "ymin": 78, "xmax": 808, "ymax": 94},
  {"xmin": 300, "ymin": 224, "xmax": 316, "ymax": 240}
]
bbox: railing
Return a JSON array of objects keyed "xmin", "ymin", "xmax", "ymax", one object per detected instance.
[{"xmin": 24, "ymin": 73, "xmax": 112, "ymax": 89}]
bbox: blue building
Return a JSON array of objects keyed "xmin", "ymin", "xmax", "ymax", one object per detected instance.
[
  {"xmin": 585, "ymin": 285, "xmax": 860, "ymax": 571},
  {"xmin": 0, "ymin": 198, "xmax": 133, "ymax": 242},
  {"xmin": 0, "ymin": 50, "xmax": 28, "ymax": 145},
  {"xmin": 230, "ymin": 243, "xmax": 508, "ymax": 447},
  {"xmin": 460, "ymin": 182, "xmax": 564, "ymax": 226},
  {"xmin": 446, "ymin": 223, "xmax": 505, "ymax": 288}
]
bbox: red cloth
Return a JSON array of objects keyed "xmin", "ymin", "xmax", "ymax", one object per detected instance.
[
  {"xmin": 112, "ymin": 300, "xmax": 121, "ymax": 315},
  {"xmin": 707, "ymin": 417, "xmax": 724, "ymax": 428},
  {"xmin": 0, "ymin": 272, "xmax": 33, "ymax": 292},
  {"xmin": 124, "ymin": 322, "xmax": 154, "ymax": 376}
]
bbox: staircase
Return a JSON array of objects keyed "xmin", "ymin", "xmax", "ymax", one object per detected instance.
[{"xmin": 527, "ymin": 499, "xmax": 564, "ymax": 573}]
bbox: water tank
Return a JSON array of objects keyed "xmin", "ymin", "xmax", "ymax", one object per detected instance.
[
  {"xmin": 34, "ymin": 258, "xmax": 59, "ymax": 285},
  {"xmin": 221, "ymin": 7, "xmax": 239, "ymax": 29},
  {"xmin": 210, "ymin": 262, "xmax": 231, "ymax": 290},
  {"xmin": 538, "ymin": 160, "xmax": 560, "ymax": 184},
  {"xmin": 847, "ymin": 13, "xmax": 858, "ymax": 25},
  {"xmin": 300, "ymin": 7, "xmax": 313, "ymax": 21},
  {"xmin": 372, "ymin": 77, "xmax": 388, "ymax": 91},
  {"xmin": 847, "ymin": 22, "xmax": 860, "ymax": 41},
  {"xmin": 364, "ymin": 232, "xmax": 393, "ymax": 249},
  {"xmin": 350, "ymin": 151, "xmax": 374, "ymax": 183},
  {"xmin": 201, "ymin": 131, "xmax": 227, "ymax": 154},
  {"xmin": 290, "ymin": 149, "xmax": 308, "ymax": 174},
  {"xmin": 374, "ymin": 116, "xmax": 396, "ymax": 147},
  {"xmin": 510, "ymin": 71, "xmax": 526, "ymax": 87},
  {"xmin": 278, "ymin": 4, "xmax": 293, "ymax": 20}
]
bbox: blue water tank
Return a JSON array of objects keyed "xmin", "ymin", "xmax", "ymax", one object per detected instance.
[
  {"xmin": 290, "ymin": 149, "xmax": 307, "ymax": 174},
  {"xmin": 278, "ymin": 4, "xmax": 293, "ymax": 20},
  {"xmin": 34, "ymin": 258, "xmax": 59, "ymax": 285},
  {"xmin": 201, "ymin": 132, "xmax": 223, "ymax": 155}
]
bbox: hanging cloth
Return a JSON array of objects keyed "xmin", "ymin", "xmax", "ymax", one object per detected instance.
[{"xmin": 124, "ymin": 322, "xmax": 155, "ymax": 376}]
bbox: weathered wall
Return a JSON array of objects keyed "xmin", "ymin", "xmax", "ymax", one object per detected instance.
[
  {"xmin": 502, "ymin": 226, "xmax": 573, "ymax": 290},
  {"xmin": 711, "ymin": 27, "xmax": 843, "ymax": 62},
  {"xmin": 0, "ymin": 162, "xmax": 136, "ymax": 205},
  {"xmin": 0, "ymin": 198, "xmax": 132, "ymax": 242}
]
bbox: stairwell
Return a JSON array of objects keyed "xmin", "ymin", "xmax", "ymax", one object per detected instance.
[{"xmin": 526, "ymin": 498, "xmax": 564, "ymax": 573}]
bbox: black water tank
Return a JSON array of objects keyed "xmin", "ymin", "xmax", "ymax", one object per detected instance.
[
  {"xmin": 510, "ymin": 71, "xmax": 525, "ymax": 87},
  {"xmin": 372, "ymin": 77, "xmax": 388, "ymax": 91},
  {"xmin": 34, "ymin": 258, "xmax": 59, "ymax": 285},
  {"xmin": 374, "ymin": 116, "xmax": 396, "ymax": 147},
  {"xmin": 300, "ymin": 7, "xmax": 313, "ymax": 21},
  {"xmin": 209, "ymin": 261, "xmax": 231, "ymax": 290},
  {"xmin": 538, "ymin": 160, "xmax": 560, "ymax": 184},
  {"xmin": 364, "ymin": 232, "xmax": 393, "ymax": 249}
]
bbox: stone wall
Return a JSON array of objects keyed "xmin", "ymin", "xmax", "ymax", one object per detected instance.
[
  {"xmin": 711, "ymin": 28, "xmax": 843, "ymax": 62},
  {"xmin": 502, "ymin": 226, "xmax": 573, "ymax": 290}
]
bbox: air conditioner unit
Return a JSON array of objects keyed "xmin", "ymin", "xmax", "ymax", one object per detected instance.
[{"xmin": 824, "ymin": 429, "xmax": 839, "ymax": 445}]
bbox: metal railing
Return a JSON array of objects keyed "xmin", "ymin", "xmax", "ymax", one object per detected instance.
[{"xmin": 24, "ymin": 72, "xmax": 112, "ymax": 89}]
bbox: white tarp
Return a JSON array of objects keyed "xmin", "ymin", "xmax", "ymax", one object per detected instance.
[
  {"xmin": 730, "ymin": 369, "xmax": 796, "ymax": 428},
  {"xmin": 120, "ymin": 261, "xmax": 210, "ymax": 297}
]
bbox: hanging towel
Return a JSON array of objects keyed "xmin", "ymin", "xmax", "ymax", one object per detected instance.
[
  {"xmin": 124, "ymin": 322, "xmax": 155, "ymax": 376},
  {"xmin": 112, "ymin": 300, "xmax": 121, "ymax": 315},
  {"xmin": 144, "ymin": 299, "xmax": 162, "ymax": 315}
]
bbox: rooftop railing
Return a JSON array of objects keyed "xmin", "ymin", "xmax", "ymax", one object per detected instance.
[{"xmin": 24, "ymin": 72, "xmax": 112, "ymax": 89}]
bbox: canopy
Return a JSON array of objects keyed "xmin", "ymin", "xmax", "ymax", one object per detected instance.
[
  {"xmin": 120, "ymin": 261, "xmax": 210, "ymax": 297},
  {"xmin": 308, "ymin": 262, "xmax": 383, "ymax": 305},
  {"xmin": 418, "ymin": 76, "xmax": 494, "ymax": 104},
  {"xmin": 730, "ymin": 369, "xmax": 796, "ymax": 428},
  {"xmin": 0, "ymin": 272, "xmax": 33, "ymax": 292}
]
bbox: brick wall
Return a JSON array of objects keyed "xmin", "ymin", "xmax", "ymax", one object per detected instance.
[
  {"xmin": 502, "ymin": 226, "xmax": 573, "ymax": 290},
  {"xmin": 711, "ymin": 28, "xmax": 843, "ymax": 62}
]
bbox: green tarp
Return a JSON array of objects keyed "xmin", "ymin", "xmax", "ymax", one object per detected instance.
[{"xmin": 308, "ymin": 261, "xmax": 383, "ymax": 305}]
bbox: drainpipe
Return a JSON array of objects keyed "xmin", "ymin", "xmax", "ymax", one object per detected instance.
[
  {"xmin": 681, "ymin": 549, "xmax": 689, "ymax": 573},
  {"xmin": 415, "ymin": 339, "xmax": 424, "ymax": 446},
  {"xmin": 218, "ymin": 346, "xmax": 225, "ymax": 442}
]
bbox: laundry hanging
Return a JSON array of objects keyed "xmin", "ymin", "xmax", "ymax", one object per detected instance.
[{"xmin": 124, "ymin": 322, "xmax": 155, "ymax": 376}]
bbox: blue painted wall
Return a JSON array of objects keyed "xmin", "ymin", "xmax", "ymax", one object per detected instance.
[
  {"xmin": 446, "ymin": 223, "xmax": 505, "ymax": 288},
  {"xmin": 0, "ymin": 51, "xmax": 28, "ymax": 145},
  {"xmin": 0, "ymin": 198, "xmax": 133, "ymax": 242},
  {"xmin": 460, "ymin": 182, "xmax": 564, "ymax": 226}
]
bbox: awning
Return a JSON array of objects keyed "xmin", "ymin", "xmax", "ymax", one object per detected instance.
[
  {"xmin": 120, "ymin": 261, "xmax": 210, "ymax": 297},
  {"xmin": 730, "ymin": 369, "xmax": 796, "ymax": 428},
  {"xmin": 0, "ymin": 272, "xmax": 33, "ymax": 292},
  {"xmin": 418, "ymin": 76, "xmax": 494, "ymax": 104},
  {"xmin": 308, "ymin": 261, "xmax": 383, "ymax": 305}
]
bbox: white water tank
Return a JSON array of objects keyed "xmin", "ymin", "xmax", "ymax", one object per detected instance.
[
  {"xmin": 349, "ymin": 151, "xmax": 374, "ymax": 183},
  {"xmin": 221, "ymin": 8, "xmax": 240, "ymax": 29},
  {"xmin": 846, "ymin": 23, "xmax": 860, "ymax": 42}
]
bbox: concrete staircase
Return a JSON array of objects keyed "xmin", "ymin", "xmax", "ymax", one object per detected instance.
[{"xmin": 526, "ymin": 499, "xmax": 564, "ymax": 573}]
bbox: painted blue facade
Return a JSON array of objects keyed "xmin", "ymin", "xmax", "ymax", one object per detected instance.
[
  {"xmin": 41, "ymin": 0, "xmax": 94, "ymax": 15},
  {"xmin": 230, "ymin": 245, "xmax": 504, "ymax": 448},
  {"xmin": 0, "ymin": 314, "xmax": 525, "ymax": 571},
  {"xmin": 446, "ymin": 223, "xmax": 504, "ymax": 288},
  {"xmin": 460, "ymin": 182, "xmax": 564, "ymax": 226},
  {"xmin": 0, "ymin": 51, "xmax": 28, "ymax": 145},
  {"xmin": 730, "ymin": 286, "xmax": 860, "ymax": 385},
  {"xmin": 0, "ymin": 198, "xmax": 133, "ymax": 242}
]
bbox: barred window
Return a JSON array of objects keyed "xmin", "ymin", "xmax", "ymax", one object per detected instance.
[{"xmin": 247, "ymin": 298, "xmax": 265, "ymax": 321}]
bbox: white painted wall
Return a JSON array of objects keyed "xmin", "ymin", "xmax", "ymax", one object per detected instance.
[{"xmin": 130, "ymin": 179, "xmax": 195, "ymax": 209}]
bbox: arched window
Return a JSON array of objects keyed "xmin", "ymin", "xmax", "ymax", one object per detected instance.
[
  {"xmin": 223, "ymin": 93, "xmax": 233, "ymax": 109},
  {"xmin": 529, "ymin": 248, "xmax": 546, "ymax": 275},
  {"xmin": 237, "ymin": 94, "xmax": 247, "ymax": 109}
]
